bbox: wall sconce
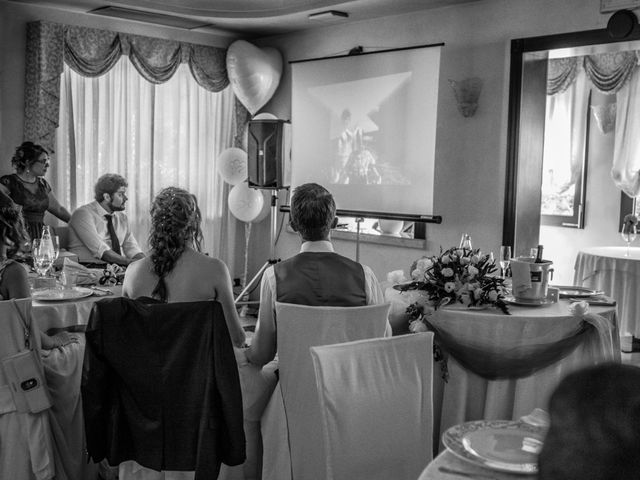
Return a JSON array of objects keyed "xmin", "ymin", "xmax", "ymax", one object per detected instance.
[{"xmin": 448, "ymin": 77, "xmax": 483, "ymax": 117}]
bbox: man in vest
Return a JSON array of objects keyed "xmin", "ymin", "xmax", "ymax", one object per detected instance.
[{"xmin": 246, "ymin": 182, "xmax": 388, "ymax": 367}]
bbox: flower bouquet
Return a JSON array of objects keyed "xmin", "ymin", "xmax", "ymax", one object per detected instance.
[{"xmin": 395, "ymin": 246, "xmax": 510, "ymax": 332}]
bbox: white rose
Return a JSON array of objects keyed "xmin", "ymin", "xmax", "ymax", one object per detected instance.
[
  {"xmin": 416, "ymin": 258, "xmax": 433, "ymax": 270},
  {"xmin": 387, "ymin": 269, "xmax": 407, "ymax": 284},
  {"xmin": 461, "ymin": 257, "xmax": 470, "ymax": 265},
  {"xmin": 409, "ymin": 320, "xmax": 429, "ymax": 333},
  {"xmin": 460, "ymin": 292, "xmax": 471, "ymax": 305},
  {"xmin": 467, "ymin": 265, "xmax": 479, "ymax": 277},
  {"xmin": 442, "ymin": 268, "xmax": 454, "ymax": 278},
  {"xmin": 441, "ymin": 255, "xmax": 451, "ymax": 264},
  {"xmin": 474, "ymin": 288, "xmax": 484, "ymax": 299},
  {"xmin": 411, "ymin": 269, "xmax": 424, "ymax": 280},
  {"xmin": 456, "ymin": 249, "xmax": 464, "ymax": 257},
  {"xmin": 471, "ymin": 255, "xmax": 480, "ymax": 264},
  {"xmin": 444, "ymin": 282, "xmax": 456, "ymax": 293},
  {"xmin": 488, "ymin": 290, "xmax": 498, "ymax": 302}
]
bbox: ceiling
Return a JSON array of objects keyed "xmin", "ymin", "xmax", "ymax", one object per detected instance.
[{"xmin": 9, "ymin": 0, "xmax": 482, "ymax": 37}]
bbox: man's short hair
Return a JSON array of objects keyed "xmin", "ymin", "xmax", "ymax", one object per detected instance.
[
  {"xmin": 94, "ymin": 173, "xmax": 128, "ymax": 202},
  {"xmin": 290, "ymin": 183, "xmax": 336, "ymax": 241}
]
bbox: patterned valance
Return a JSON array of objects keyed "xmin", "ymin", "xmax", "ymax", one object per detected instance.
[
  {"xmin": 24, "ymin": 21, "xmax": 239, "ymax": 153},
  {"xmin": 547, "ymin": 51, "xmax": 640, "ymax": 96}
]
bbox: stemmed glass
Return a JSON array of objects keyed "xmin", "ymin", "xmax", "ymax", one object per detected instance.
[
  {"xmin": 499, "ymin": 245, "xmax": 512, "ymax": 279},
  {"xmin": 621, "ymin": 223, "xmax": 637, "ymax": 257},
  {"xmin": 32, "ymin": 238, "xmax": 55, "ymax": 278}
]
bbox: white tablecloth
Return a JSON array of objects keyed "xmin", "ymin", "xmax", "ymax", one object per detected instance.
[
  {"xmin": 574, "ymin": 246, "xmax": 640, "ymax": 337},
  {"xmin": 385, "ymin": 289, "xmax": 619, "ymax": 453},
  {"xmin": 418, "ymin": 449, "xmax": 534, "ymax": 480}
]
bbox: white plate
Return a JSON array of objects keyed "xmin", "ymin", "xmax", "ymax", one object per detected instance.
[
  {"xmin": 504, "ymin": 295, "xmax": 555, "ymax": 307},
  {"xmin": 32, "ymin": 287, "xmax": 94, "ymax": 302},
  {"xmin": 552, "ymin": 285, "xmax": 602, "ymax": 298},
  {"xmin": 443, "ymin": 420, "xmax": 544, "ymax": 474}
]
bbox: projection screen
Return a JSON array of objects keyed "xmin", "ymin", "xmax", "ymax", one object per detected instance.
[{"xmin": 290, "ymin": 44, "xmax": 442, "ymax": 217}]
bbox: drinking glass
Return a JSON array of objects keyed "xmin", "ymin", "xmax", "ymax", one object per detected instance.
[
  {"xmin": 499, "ymin": 245, "xmax": 512, "ymax": 279},
  {"xmin": 51, "ymin": 235, "xmax": 60, "ymax": 262},
  {"xmin": 32, "ymin": 239, "xmax": 54, "ymax": 277},
  {"xmin": 621, "ymin": 223, "xmax": 637, "ymax": 257}
]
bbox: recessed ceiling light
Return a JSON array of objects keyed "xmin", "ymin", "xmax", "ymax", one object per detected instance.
[{"xmin": 308, "ymin": 10, "xmax": 349, "ymax": 21}]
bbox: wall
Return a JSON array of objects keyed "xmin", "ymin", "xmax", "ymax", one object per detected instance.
[{"xmin": 249, "ymin": 0, "xmax": 611, "ymax": 283}]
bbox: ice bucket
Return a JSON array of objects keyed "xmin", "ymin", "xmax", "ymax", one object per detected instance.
[{"xmin": 510, "ymin": 256, "xmax": 554, "ymax": 301}]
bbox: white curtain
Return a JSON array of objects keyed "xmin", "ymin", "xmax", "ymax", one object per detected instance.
[
  {"xmin": 54, "ymin": 57, "xmax": 238, "ymax": 265},
  {"xmin": 541, "ymin": 68, "xmax": 590, "ymax": 215},
  {"xmin": 612, "ymin": 69, "xmax": 640, "ymax": 197}
]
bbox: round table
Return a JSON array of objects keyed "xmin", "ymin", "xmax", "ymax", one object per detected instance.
[
  {"xmin": 574, "ymin": 246, "xmax": 640, "ymax": 337},
  {"xmin": 418, "ymin": 449, "xmax": 535, "ymax": 480}
]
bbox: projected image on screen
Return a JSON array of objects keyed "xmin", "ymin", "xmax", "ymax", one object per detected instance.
[
  {"xmin": 307, "ymin": 72, "xmax": 412, "ymax": 186},
  {"xmin": 292, "ymin": 45, "xmax": 441, "ymax": 216}
]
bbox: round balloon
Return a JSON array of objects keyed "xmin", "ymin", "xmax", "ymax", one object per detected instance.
[
  {"xmin": 228, "ymin": 183, "xmax": 264, "ymax": 223},
  {"xmin": 217, "ymin": 147, "xmax": 248, "ymax": 185},
  {"xmin": 252, "ymin": 190, "xmax": 272, "ymax": 223},
  {"xmin": 227, "ymin": 40, "xmax": 283, "ymax": 115}
]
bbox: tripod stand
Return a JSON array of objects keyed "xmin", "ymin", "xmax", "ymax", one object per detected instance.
[{"xmin": 234, "ymin": 189, "xmax": 282, "ymax": 305}]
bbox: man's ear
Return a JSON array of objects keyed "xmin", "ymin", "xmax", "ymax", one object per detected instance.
[
  {"xmin": 102, "ymin": 193, "xmax": 111, "ymax": 203},
  {"xmin": 331, "ymin": 217, "xmax": 338, "ymax": 229}
]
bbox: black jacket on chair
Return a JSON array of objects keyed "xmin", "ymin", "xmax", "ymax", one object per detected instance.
[{"xmin": 81, "ymin": 297, "xmax": 245, "ymax": 479}]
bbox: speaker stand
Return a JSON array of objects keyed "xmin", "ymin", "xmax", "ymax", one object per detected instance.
[
  {"xmin": 355, "ymin": 216, "xmax": 364, "ymax": 263},
  {"xmin": 234, "ymin": 190, "xmax": 282, "ymax": 307}
]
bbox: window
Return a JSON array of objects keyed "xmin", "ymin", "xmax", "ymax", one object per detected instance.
[{"xmin": 55, "ymin": 57, "xmax": 236, "ymax": 256}]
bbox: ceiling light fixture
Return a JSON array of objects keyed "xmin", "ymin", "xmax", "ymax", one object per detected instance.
[{"xmin": 308, "ymin": 10, "xmax": 349, "ymax": 21}]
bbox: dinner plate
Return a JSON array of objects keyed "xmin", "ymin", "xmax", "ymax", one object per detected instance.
[
  {"xmin": 552, "ymin": 285, "xmax": 602, "ymax": 298},
  {"xmin": 504, "ymin": 295, "xmax": 555, "ymax": 307},
  {"xmin": 32, "ymin": 287, "xmax": 94, "ymax": 302},
  {"xmin": 443, "ymin": 420, "xmax": 544, "ymax": 474}
]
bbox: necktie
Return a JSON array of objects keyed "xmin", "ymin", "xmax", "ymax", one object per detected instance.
[{"xmin": 104, "ymin": 214, "xmax": 121, "ymax": 255}]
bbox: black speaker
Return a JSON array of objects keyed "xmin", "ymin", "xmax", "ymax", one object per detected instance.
[{"xmin": 247, "ymin": 119, "xmax": 291, "ymax": 190}]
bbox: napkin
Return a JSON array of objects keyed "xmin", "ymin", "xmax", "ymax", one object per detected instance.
[
  {"xmin": 62, "ymin": 257, "xmax": 98, "ymax": 286},
  {"xmin": 510, "ymin": 259, "xmax": 532, "ymax": 294}
]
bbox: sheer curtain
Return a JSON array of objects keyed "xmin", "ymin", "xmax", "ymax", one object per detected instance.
[
  {"xmin": 612, "ymin": 69, "xmax": 640, "ymax": 197},
  {"xmin": 55, "ymin": 56, "xmax": 237, "ymax": 263}
]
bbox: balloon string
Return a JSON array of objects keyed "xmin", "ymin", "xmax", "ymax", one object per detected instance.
[{"xmin": 243, "ymin": 222, "xmax": 252, "ymax": 298}]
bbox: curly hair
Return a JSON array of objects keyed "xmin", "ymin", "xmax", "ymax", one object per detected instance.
[
  {"xmin": 0, "ymin": 191, "xmax": 29, "ymax": 258},
  {"xmin": 290, "ymin": 183, "xmax": 336, "ymax": 241},
  {"xmin": 94, "ymin": 173, "xmax": 128, "ymax": 202},
  {"xmin": 11, "ymin": 142, "xmax": 48, "ymax": 174},
  {"xmin": 149, "ymin": 187, "xmax": 203, "ymax": 302}
]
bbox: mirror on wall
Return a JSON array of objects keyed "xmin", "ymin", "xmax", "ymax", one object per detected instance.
[{"xmin": 503, "ymin": 15, "xmax": 640, "ymax": 272}]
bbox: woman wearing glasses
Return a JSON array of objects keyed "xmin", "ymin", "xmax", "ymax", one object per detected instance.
[{"xmin": 0, "ymin": 141, "xmax": 71, "ymax": 240}]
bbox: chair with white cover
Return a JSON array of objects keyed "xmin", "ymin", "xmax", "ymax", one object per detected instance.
[
  {"xmin": 261, "ymin": 302, "xmax": 390, "ymax": 480},
  {"xmin": 0, "ymin": 298, "xmax": 55, "ymax": 480},
  {"xmin": 310, "ymin": 333, "xmax": 434, "ymax": 480}
]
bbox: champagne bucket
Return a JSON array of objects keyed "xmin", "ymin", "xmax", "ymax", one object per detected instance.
[{"xmin": 511, "ymin": 257, "xmax": 554, "ymax": 301}]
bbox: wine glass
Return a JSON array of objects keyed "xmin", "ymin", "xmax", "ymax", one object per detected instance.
[
  {"xmin": 621, "ymin": 223, "xmax": 637, "ymax": 257},
  {"xmin": 499, "ymin": 245, "xmax": 512, "ymax": 279},
  {"xmin": 32, "ymin": 239, "xmax": 54, "ymax": 278}
]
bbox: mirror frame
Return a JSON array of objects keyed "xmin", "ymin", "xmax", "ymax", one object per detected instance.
[{"xmin": 503, "ymin": 21, "xmax": 640, "ymax": 252}]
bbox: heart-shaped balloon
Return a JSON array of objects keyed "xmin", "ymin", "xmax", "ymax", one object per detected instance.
[{"xmin": 227, "ymin": 40, "xmax": 283, "ymax": 115}]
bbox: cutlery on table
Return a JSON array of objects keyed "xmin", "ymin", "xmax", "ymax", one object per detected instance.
[{"xmin": 438, "ymin": 466, "xmax": 498, "ymax": 479}]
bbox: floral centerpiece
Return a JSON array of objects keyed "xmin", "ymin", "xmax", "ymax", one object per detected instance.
[
  {"xmin": 394, "ymin": 246, "xmax": 510, "ymax": 333},
  {"xmin": 623, "ymin": 214, "xmax": 638, "ymax": 229}
]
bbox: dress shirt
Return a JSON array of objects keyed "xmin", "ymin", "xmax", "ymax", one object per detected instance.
[
  {"xmin": 68, "ymin": 201, "xmax": 142, "ymax": 263},
  {"xmin": 251, "ymin": 240, "xmax": 390, "ymax": 364}
]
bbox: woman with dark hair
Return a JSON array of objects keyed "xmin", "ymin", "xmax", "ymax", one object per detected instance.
[
  {"xmin": 0, "ymin": 141, "xmax": 71, "ymax": 240},
  {"xmin": 0, "ymin": 191, "xmax": 78, "ymax": 348},
  {"xmin": 123, "ymin": 186, "xmax": 245, "ymax": 347}
]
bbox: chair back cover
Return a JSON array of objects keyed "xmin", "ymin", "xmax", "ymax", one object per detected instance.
[
  {"xmin": 0, "ymin": 298, "xmax": 55, "ymax": 480},
  {"xmin": 310, "ymin": 333, "xmax": 434, "ymax": 480},
  {"xmin": 275, "ymin": 302, "xmax": 390, "ymax": 480}
]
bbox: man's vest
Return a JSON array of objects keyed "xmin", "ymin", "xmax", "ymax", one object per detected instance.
[{"xmin": 274, "ymin": 252, "xmax": 367, "ymax": 306}]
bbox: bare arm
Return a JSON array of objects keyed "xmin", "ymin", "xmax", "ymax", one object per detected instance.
[
  {"xmin": 213, "ymin": 260, "xmax": 246, "ymax": 348},
  {"xmin": 101, "ymin": 249, "xmax": 135, "ymax": 267},
  {"xmin": 245, "ymin": 268, "xmax": 277, "ymax": 366},
  {"xmin": 46, "ymin": 191, "xmax": 71, "ymax": 223}
]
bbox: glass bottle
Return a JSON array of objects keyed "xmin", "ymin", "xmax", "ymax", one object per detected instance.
[
  {"xmin": 459, "ymin": 233, "xmax": 473, "ymax": 250},
  {"xmin": 534, "ymin": 244, "xmax": 544, "ymax": 263}
]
